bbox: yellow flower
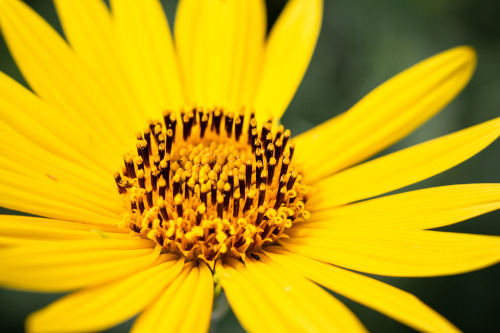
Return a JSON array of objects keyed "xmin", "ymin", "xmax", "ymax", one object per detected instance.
[{"xmin": 0, "ymin": 0, "xmax": 499, "ymax": 332}]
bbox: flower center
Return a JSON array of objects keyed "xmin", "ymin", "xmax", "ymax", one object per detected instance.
[{"xmin": 114, "ymin": 108, "xmax": 309, "ymax": 267}]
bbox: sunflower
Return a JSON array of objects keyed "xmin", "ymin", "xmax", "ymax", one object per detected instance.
[{"xmin": 1, "ymin": 0, "xmax": 500, "ymax": 332}]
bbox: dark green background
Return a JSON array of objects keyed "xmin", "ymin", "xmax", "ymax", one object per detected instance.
[{"xmin": 1, "ymin": 0, "xmax": 500, "ymax": 332}]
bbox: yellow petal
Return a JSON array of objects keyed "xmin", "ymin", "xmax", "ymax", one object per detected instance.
[
  {"xmin": 131, "ymin": 262, "xmax": 213, "ymax": 333},
  {"xmin": 26, "ymin": 255, "xmax": 184, "ymax": 333},
  {"xmin": 0, "ymin": 0, "xmax": 131, "ymax": 154},
  {"xmin": 0, "ymin": 122, "xmax": 112, "ymax": 192},
  {"xmin": 53, "ymin": 0, "xmax": 145, "ymax": 130},
  {"xmin": 304, "ymin": 184, "xmax": 500, "ymax": 230},
  {"xmin": 0, "ymin": 185, "xmax": 119, "ymax": 226},
  {"xmin": 0, "ymin": 169, "xmax": 121, "ymax": 225},
  {"xmin": 0, "ymin": 168, "xmax": 121, "ymax": 217},
  {"xmin": 282, "ymin": 229, "xmax": 500, "ymax": 277},
  {"xmin": 173, "ymin": 0, "xmax": 199, "ymax": 105},
  {"xmin": 309, "ymin": 118, "xmax": 500, "ymax": 209},
  {"xmin": 111, "ymin": 0, "xmax": 185, "ymax": 115},
  {"xmin": 0, "ymin": 72, "xmax": 110, "ymax": 172},
  {"xmin": 253, "ymin": 0, "xmax": 322, "ymax": 121},
  {"xmin": 226, "ymin": 1, "xmax": 266, "ymax": 111},
  {"xmin": 265, "ymin": 247, "xmax": 460, "ymax": 333},
  {"xmin": 0, "ymin": 239, "xmax": 159, "ymax": 291},
  {"xmin": 0, "ymin": 144, "xmax": 114, "ymax": 207},
  {"xmin": 0, "ymin": 215, "xmax": 127, "ymax": 246},
  {"xmin": 217, "ymin": 256, "xmax": 367, "ymax": 332},
  {"xmin": 294, "ymin": 46, "xmax": 477, "ymax": 183},
  {"xmin": 175, "ymin": 0, "xmax": 266, "ymax": 109},
  {"xmin": 215, "ymin": 260, "xmax": 289, "ymax": 332}
]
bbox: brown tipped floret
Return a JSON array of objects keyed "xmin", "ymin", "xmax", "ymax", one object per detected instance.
[{"xmin": 115, "ymin": 107, "xmax": 309, "ymax": 265}]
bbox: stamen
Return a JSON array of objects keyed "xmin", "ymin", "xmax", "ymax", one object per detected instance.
[
  {"xmin": 234, "ymin": 112, "xmax": 243, "ymax": 141},
  {"xmin": 225, "ymin": 112, "xmax": 234, "ymax": 138},
  {"xmin": 115, "ymin": 107, "xmax": 309, "ymax": 266},
  {"xmin": 238, "ymin": 174, "xmax": 246, "ymax": 198},
  {"xmin": 287, "ymin": 171, "xmax": 298, "ymax": 191}
]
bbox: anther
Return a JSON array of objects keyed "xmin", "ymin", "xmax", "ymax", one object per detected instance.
[
  {"xmin": 148, "ymin": 120, "xmax": 156, "ymax": 135},
  {"xmin": 143, "ymin": 129, "xmax": 152, "ymax": 155},
  {"xmin": 217, "ymin": 193, "xmax": 224, "ymax": 218},
  {"xmin": 282, "ymin": 129, "xmax": 291, "ymax": 149},
  {"xmin": 154, "ymin": 124, "xmax": 162, "ymax": 144},
  {"xmin": 135, "ymin": 156, "xmax": 144, "ymax": 171},
  {"xmin": 256, "ymin": 161, "xmax": 263, "ymax": 187},
  {"xmin": 264, "ymin": 132, "xmax": 273, "ymax": 150},
  {"xmin": 200, "ymin": 113, "xmax": 209, "ymax": 138},
  {"xmin": 158, "ymin": 177, "xmax": 166, "ymax": 198},
  {"xmin": 151, "ymin": 166, "xmax": 159, "ymax": 191},
  {"xmin": 114, "ymin": 172, "xmax": 127, "ymax": 194},
  {"xmin": 175, "ymin": 194, "xmax": 184, "ymax": 217},
  {"xmin": 223, "ymin": 183, "xmax": 231, "ymax": 211},
  {"xmin": 258, "ymin": 183, "xmax": 266, "ymax": 207},
  {"xmin": 138, "ymin": 170, "xmax": 146, "ymax": 189},
  {"xmin": 130, "ymin": 223, "xmax": 141, "ymax": 233},
  {"xmin": 255, "ymin": 147, "xmax": 264, "ymax": 166},
  {"xmin": 255, "ymin": 206, "xmax": 266, "ymax": 225},
  {"xmin": 158, "ymin": 132, "xmax": 165, "ymax": 146},
  {"xmin": 277, "ymin": 175, "xmax": 286, "ymax": 194},
  {"xmin": 166, "ymin": 129, "xmax": 174, "ymax": 154},
  {"xmin": 267, "ymin": 158, "xmax": 277, "ymax": 185},
  {"xmin": 261, "ymin": 170, "xmax": 268, "ymax": 189},
  {"xmin": 196, "ymin": 203, "xmax": 206, "ymax": 225},
  {"xmin": 153, "ymin": 154, "xmax": 161, "ymax": 169},
  {"xmin": 287, "ymin": 171, "xmax": 298, "ymax": 191},
  {"xmin": 184, "ymin": 179, "xmax": 190, "ymax": 200},
  {"xmin": 280, "ymin": 156, "xmax": 290, "ymax": 179},
  {"xmin": 245, "ymin": 159, "xmax": 252, "ymax": 189},
  {"xmin": 200, "ymin": 183, "xmax": 209, "ymax": 207},
  {"xmin": 228, "ymin": 171, "xmax": 235, "ymax": 198},
  {"xmin": 274, "ymin": 125, "xmax": 284, "ymax": 145},
  {"xmin": 211, "ymin": 181, "xmax": 217, "ymax": 206},
  {"xmin": 212, "ymin": 109, "xmax": 222, "ymax": 134},
  {"xmin": 243, "ymin": 190, "xmax": 255, "ymax": 213},
  {"xmin": 251, "ymin": 131, "xmax": 259, "ymax": 154},
  {"xmin": 159, "ymin": 158, "xmax": 170, "ymax": 189},
  {"xmin": 238, "ymin": 174, "xmax": 246, "ymax": 198},
  {"xmin": 123, "ymin": 154, "xmax": 136, "ymax": 178},
  {"xmin": 146, "ymin": 186, "xmax": 153, "ymax": 207},
  {"xmin": 137, "ymin": 197, "xmax": 145, "ymax": 214},
  {"xmin": 225, "ymin": 112, "xmax": 234, "ymax": 138},
  {"xmin": 173, "ymin": 174, "xmax": 182, "ymax": 198},
  {"xmin": 274, "ymin": 139, "xmax": 283, "ymax": 160},
  {"xmin": 289, "ymin": 142, "xmax": 295, "ymax": 161},
  {"xmin": 182, "ymin": 113, "xmax": 192, "ymax": 141},
  {"xmin": 265, "ymin": 143, "xmax": 274, "ymax": 163},
  {"xmin": 156, "ymin": 232, "xmax": 165, "ymax": 246},
  {"xmin": 247, "ymin": 117, "xmax": 257, "ymax": 145},
  {"xmin": 163, "ymin": 110, "xmax": 172, "ymax": 129},
  {"xmin": 136, "ymin": 140, "xmax": 150, "ymax": 168},
  {"xmin": 195, "ymin": 107, "xmax": 203, "ymax": 125},
  {"xmin": 233, "ymin": 190, "xmax": 241, "ymax": 218},
  {"xmin": 234, "ymin": 113, "xmax": 243, "ymax": 141},
  {"xmin": 158, "ymin": 143, "xmax": 165, "ymax": 160},
  {"xmin": 261, "ymin": 121, "xmax": 271, "ymax": 142},
  {"xmin": 274, "ymin": 187, "xmax": 287, "ymax": 210}
]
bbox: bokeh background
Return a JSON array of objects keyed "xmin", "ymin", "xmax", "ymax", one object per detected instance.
[{"xmin": 1, "ymin": 0, "xmax": 500, "ymax": 332}]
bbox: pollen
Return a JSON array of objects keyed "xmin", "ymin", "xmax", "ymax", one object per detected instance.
[{"xmin": 114, "ymin": 108, "xmax": 309, "ymax": 267}]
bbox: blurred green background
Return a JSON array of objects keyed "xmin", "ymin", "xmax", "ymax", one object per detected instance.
[{"xmin": 1, "ymin": 0, "xmax": 500, "ymax": 332}]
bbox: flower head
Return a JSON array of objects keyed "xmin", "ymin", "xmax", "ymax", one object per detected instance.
[{"xmin": 0, "ymin": 0, "xmax": 499, "ymax": 332}]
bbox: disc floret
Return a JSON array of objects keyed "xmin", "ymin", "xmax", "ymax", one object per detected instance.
[{"xmin": 115, "ymin": 108, "xmax": 309, "ymax": 267}]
